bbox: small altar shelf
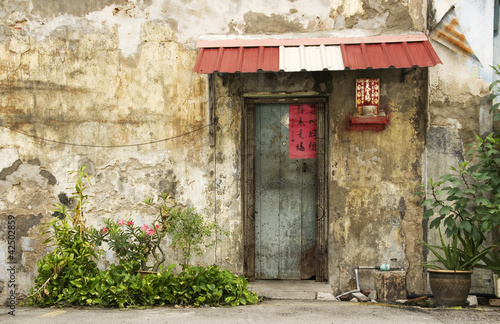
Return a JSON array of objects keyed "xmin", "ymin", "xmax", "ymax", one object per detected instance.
[{"xmin": 349, "ymin": 116, "xmax": 388, "ymax": 131}]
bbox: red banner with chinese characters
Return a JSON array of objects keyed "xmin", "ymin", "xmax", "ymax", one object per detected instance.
[
  {"xmin": 289, "ymin": 104, "xmax": 317, "ymax": 159},
  {"xmin": 356, "ymin": 78, "xmax": 380, "ymax": 115}
]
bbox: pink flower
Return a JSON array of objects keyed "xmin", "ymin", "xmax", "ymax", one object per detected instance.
[
  {"xmin": 141, "ymin": 224, "xmax": 149, "ymax": 231},
  {"xmin": 155, "ymin": 225, "xmax": 160, "ymax": 229},
  {"xmin": 127, "ymin": 220, "xmax": 133, "ymax": 225},
  {"xmin": 146, "ymin": 228, "xmax": 155, "ymax": 236},
  {"xmin": 102, "ymin": 227, "xmax": 109, "ymax": 233},
  {"xmin": 118, "ymin": 219, "xmax": 126, "ymax": 225}
]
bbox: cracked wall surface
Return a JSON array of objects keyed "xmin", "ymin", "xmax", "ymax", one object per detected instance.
[
  {"xmin": 0, "ymin": 0, "xmax": 497, "ymax": 304},
  {"xmin": 326, "ymin": 68, "xmax": 428, "ymax": 295},
  {"xmin": 425, "ymin": 0, "xmax": 496, "ymax": 294}
]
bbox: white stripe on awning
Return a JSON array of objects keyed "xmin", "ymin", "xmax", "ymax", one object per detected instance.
[{"xmin": 279, "ymin": 45, "xmax": 345, "ymax": 72}]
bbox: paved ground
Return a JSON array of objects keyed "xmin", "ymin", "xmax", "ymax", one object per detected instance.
[
  {"xmin": 3, "ymin": 300, "xmax": 500, "ymax": 324},
  {"xmin": 2, "ymin": 281, "xmax": 500, "ymax": 323}
]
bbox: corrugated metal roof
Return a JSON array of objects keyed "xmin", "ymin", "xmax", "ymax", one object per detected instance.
[
  {"xmin": 279, "ymin": 45, "xmax": 344, "ymax": 71},
  {"xmin": 193, "ymin": 34, "xmax": 442, "ymax": 73},
  {"xmin": 342, "ymin": 41, "xmax": 442, "ymax": 70},
  {"xmin": 193, "ymin": 46, "xmax": 279, "ymax": 73}
]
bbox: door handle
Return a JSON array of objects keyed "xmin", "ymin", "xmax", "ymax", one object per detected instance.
[{"xmin": 247, "ymin": 206, "xmax": 255, "ymax": 221}]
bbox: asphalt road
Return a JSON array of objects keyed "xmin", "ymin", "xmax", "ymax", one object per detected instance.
[{"xmin": 2, "ymin": 300, "xmax": 500, "ymax": 324}]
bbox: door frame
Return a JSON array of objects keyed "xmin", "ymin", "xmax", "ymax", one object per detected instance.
[{"xmin": 242, "ymin": 97, "xmax": 328, "ymax": 282}]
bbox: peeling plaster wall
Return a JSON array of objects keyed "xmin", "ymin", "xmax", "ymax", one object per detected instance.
[
  {"xmin": 0, "ymin": 0, "xmax": 218, "ymax": 303},
  {"xmin": 328, "ymin": 68, "xmax": 428, "ymax": 295},
  {"xmin": 0, "ymin": 0, "xmax": 459, "ymax": 303}
]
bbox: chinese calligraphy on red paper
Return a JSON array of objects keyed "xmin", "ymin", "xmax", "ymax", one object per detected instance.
[{"xmin": 289, "ymin": 104, "xmax": 317, "ymax": 159}]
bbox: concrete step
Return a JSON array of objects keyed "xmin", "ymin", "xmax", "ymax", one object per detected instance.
[{"xmin": 248, "ymin": 280, "xmax": 334, "ymax": 300}]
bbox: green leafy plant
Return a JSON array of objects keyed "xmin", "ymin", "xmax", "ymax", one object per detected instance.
[
  {"xmin": 27, "ymin": 234, "xmax": 99, "ymax": 306},
  {"xmin": 419, "ymin": 158, "xmax": 500, "ymax": 241},
  {"xmin": 481, "ymin": 249, "xmax": 500, "ymax": 275},
  {"xmin": 27, "ymin": 262, "xmax": 258, "ymax": 308},
  {"xmin": 84, "ymin": 262, "xmax": 176, "ymax": 307},
  {"xmin": 167, "ymin": 207, "xmax": 226, "ymax": 267},
  {"xmin": 26, "ymin": 166, "xmax": 99, "ymax": 306},
  {"xmin": 144, "ymin": 194, "xmax": 229, "ymax": 267},
  {"xmin": 417, "ymin": 65, "xmax": 500, "ymax": 271},
  {"xmin": 416, "ymin": 141, "xmax": 498, "ymax": 271},
  {"xmin": 27, "ymin": 169, "xmax": 253, "ymax": 308},
  {"xmin": 489, "ymin": 64, "xmax": 500, "ymax": 121},
  {"xmin": 421, "ymin": 228, "xmax": 491, "ymax": 271},
  {"xmin": 88, "ymin": 194, "xmax": 175, "ymax": 272},
  {"xmin": 166, "ymin": 265, "xmax": 259, "ymax": 306},
  {"xmin": 90, "ymin": 193, "xmax": 228, "ymax": 270}
]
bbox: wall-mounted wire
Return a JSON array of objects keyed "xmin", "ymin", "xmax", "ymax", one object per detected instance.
[{"xmin": 0, "ymin": 122, "xmax": 213, "ymax": 148}]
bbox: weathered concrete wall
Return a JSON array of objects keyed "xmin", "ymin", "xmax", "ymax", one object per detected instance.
[
  {"xmin": 0, "ymin": 0, "xmax": 216, "ymax": 303},
  {"xmin": 0, "ymin": 0, "xmax": 454, "ymax": 303},
  {"xmin": 425, "ymin": 0, "xmax": 498, "ymax": 294},
  {"xmin": 328, "ymin": 68, "xmax": 428, "ymax": 295}
]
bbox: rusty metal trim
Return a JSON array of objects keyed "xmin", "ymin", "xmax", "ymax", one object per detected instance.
[{"xmin": 430, "ymin": 6, "xmax": 482, "ymax": 67}]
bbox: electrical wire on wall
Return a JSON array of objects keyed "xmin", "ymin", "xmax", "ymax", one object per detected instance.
[
  {"xmin": 0, "ymin": 123, "xmax": 213, "ymax": 148},
  {"xmin": 2, "ymin": 113, "xmax": 221, "ymax": 265}
]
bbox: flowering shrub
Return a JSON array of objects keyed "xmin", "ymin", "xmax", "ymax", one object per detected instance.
[
  {"xmin": 89, "ymin": 194, "xmax": 174, "ymax": 272},
  {"xmin": 90, "ymin": 216, "xmax": 168, "ymax": 272},
  {"xmin": 90, "ymin": 193, "xmax": 228, "ymax": 270}
]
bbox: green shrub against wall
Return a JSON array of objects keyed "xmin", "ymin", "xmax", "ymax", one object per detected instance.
[{"xmin": 26, "ymin": 167, "xmax": 258, "ymax": 308}]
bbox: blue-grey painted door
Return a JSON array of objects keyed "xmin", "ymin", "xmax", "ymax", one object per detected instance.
[{"xmin": 255, "ymin": 104, "xmax": 317, "ymax": 279}]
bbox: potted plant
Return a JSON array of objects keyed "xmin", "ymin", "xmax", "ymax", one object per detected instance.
[
  {"xmin": 417, "ymin": 151, "xmax": 499, "ymax": 305},
  {"xmin": 420, "ymin": 227, "xmax": 491, "ymax": 306}
]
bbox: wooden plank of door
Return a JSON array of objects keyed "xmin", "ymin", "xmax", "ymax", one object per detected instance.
[
  {"xmin": 278, "ymin": 105, "xmax": 302, "ymax": 279},
  {"xmin": 301, "ymin": 157, "xmax": 317, "ymax": 279},
  {"xmin": 255, "ymin": 105, "xmax": 281, "ymax": 279}
]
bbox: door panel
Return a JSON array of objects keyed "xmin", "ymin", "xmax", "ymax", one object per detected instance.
[
  {"xmin": 255, "ymin": 106, "xmax": 282, "ymax": 278},
  {"xmin": 255, "ymin": 104, "xmax": 317, "ymax": 279}
]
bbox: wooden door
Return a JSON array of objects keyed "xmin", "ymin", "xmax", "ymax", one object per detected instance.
[{"xmin": 254, "ymin": 104, "xmax": 317, "ymax": 279}]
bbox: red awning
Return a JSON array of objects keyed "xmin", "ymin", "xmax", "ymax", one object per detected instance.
[
  {"xmin": 193, "ymin": 34, "xmax": 442, "ymax": 73},
  {"xmin": 194, "ymin": 46, "xmax": 279, "ymax": 73}
]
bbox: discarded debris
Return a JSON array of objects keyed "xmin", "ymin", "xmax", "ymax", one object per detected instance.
[
  {"xmin": 352, "ymin": 292, "xmax": 370, "ymax": 302},
  {"xmin": 404, "ymin": 296, "xmax": 426, "ymax": 305},
  {"xmin": 403, "ymin": 296, "xmax": 436, "ymax": 308},
  {"xmin": 466, "ymin": 295, "xmax": 478, "ymax": 307},
  {"xmin": 368, "ymin": 290, "xmax": 377, "ymax": 301},
  {"xmin": 489, "ymin": 299, "xmax": 500, "ymax": 307},
  {"xmin": 316, "ymin": 292, "xmax": 338, "ymax": 301}
]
